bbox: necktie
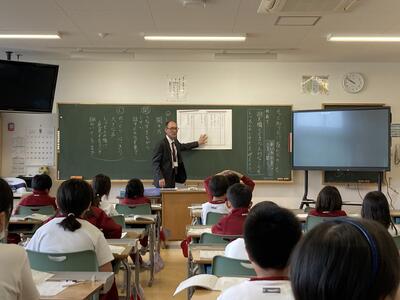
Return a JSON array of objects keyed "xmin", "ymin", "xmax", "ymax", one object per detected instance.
[{"xmin": 172, "ymin": 141, "xmax": 177, "ymax": 174}]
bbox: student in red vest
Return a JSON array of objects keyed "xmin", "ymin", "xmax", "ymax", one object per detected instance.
[
  {"xmin": 212, "ymin": 183, "xmax": 252, "ymax": 235},
  {"xmin": 83, "ymin": 204, "xmax": 122, "ymax": 239},
  {"xmin": 14, "ymin": 174, "xmax": 56, "ymax": 214},
  {"xmin": 120, "ymin": 178, "xmax": 151, "ymax": 205},
  {"xmin": 201, "ymin": 175, "xmax": 230, "ymax": 225},
  {"xmin": 308, "ymin": 186, "xmax": 347, "ymax": 217}
]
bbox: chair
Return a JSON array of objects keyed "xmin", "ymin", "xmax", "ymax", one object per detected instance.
[
  {"xmin": 205, "ymin": 212, "xmax": 227, "ymax": 225},
  {"xmin": 393, "ymin": 235, "xmax": 400, "ymax": 250},
  {"xmin": 26, "ymin": 249, "xmax": 98, "ymax": 272},
  {"xmin": 305, "ymin": 216, "xmax": 345, "ymax": 232},
  {"xmin": 111, "ymin": 214, "xmax": 126, "ymax": 228},
  {"xmin": 18, "ymin": 205, "xmax": 55, "ymax": 216},
  {"xmin": 211, "ymin": 255, "xmax": 256, "ymax": 277},
  {"xmin": 199, "ymin": 232, "xmax": 240, "ymax": 244},
  {"xmin": 115, "ymin": 203, "xmax": 151, "ymax": 215}
]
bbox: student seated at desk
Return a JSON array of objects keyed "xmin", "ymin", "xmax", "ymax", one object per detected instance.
[
  {"xmin": 212, "ymin": 183, "xmax": 252, "ymax": 235},
  {"xmin": 0, "ymin": 178, "xmax": 39, "ymax": 300},
  {"xmin": 120, "ymin": 178, "xmax": 151, "ymax": 205},
  {"xmin": 308, "ymin": 186, "xmax": 347, "ymax": 218},
  {"xmin": 218, "ymin": 201, "xmax": 302, "ymax": 300},
  {"xmin": 14, "ymin": 174, "xmax": 57, "ymax": 214},
  {"xmin": 361, "ymin": 191, "xmax": 398, "ymax": 235},
  {"xmin": 26, "ymin": 179, "xmax": 118, "ymax": 300},
  {"xmin": 91, "ymin": 174, "xmax": 119, "ymax": 216},
  {"xmin": 201, "ymin": 175, "xmax": 230, "ymax": 225},
  {"xmin": 204, "ymin": 169, "xmax": 255, "ymax": 201},
  {"xmin": 290, "ymin": 219, "xmax": 400, "ymax": 300}
]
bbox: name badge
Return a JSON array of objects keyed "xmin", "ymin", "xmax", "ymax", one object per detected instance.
[{"xmin": 262, "ymin": 287, "xmax": 281, "ymax": 294}]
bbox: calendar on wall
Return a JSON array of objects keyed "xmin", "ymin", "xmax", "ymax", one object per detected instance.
[{"xmin": 24, "ymin": 127, "xmax": 55, "ymax": 166}]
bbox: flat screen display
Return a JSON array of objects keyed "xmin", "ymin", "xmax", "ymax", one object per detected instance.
[
  {"xmin": 0, "ymin": 60, "xmax": 59, "ymax": 112},
  {"xmin": 292, "ymin": 107, "xmax": 391, "ymax": 171}
]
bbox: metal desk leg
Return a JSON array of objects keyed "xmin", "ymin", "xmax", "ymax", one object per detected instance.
[
  {"xmin": 121, "ymin": 258, "xmax": 131, "ymax": 300},
  {"xmin": 134, "ymin": 247, "xmax": 141, "ymax": 300},
  {"xmin": 148, "ymin": 222, "xmax": 155, "ymax": 287}
]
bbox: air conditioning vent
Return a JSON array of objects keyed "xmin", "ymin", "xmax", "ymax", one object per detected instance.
[{"xmin": 258, "ymin": 0, "xmax": 362, "ymax": 14}]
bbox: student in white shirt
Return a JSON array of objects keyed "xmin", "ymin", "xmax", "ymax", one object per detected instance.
[
  {"xmin": 201, "ymin": 175, "xmax": 229, "ymax": 225},
  {"xmin": 218, "ymin": 201, "xmax": 302, "ymax": 300},
  {"xmin": 91, "ymin": 174, "xmax": 119, "ymax": 216},
  {"xmin": 224, "ymin": 238, "xmax": 249, "ymax": 260},
  {"xmin": 0, "ymin": 178, "xmax": 39, "ymax": 300}
]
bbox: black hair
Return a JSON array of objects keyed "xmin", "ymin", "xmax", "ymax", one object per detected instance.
[
  {"xmin": 0, "ymin": 178, "xmax": 14, "ymax": 220},
  {"xmin": 226, "ymin": 183, "xmax": 252, "ymax": 208},
  {"xmin": 225, "ymin": 173, "xmax": 240, "ymax": 186},
  {"xmin": 91, "ymin": 174, "xmax": 111, "ymax": 207},
  {"xmin": 316, "ymin": 185, "xmax": 342, "ymax": 212},
  {"xmin": 361, "ymin": 191, "xmax": 392, "ymax": 230},
  {"xmin": 125, "ymin": 178, "xmax": 144, "ymax": 199},
  {"xmin": 290, "ymin": 219, "xmax": 400, "ymax": 300},
  {"xmin": 165, "ymin": 120, "xmax": 176, "ymax": 128},
  {"xmin": 57, "ymin": 179, "xmax": 93, "ymax": 232},
  {"xmin": 32, "ymin": 174, "xmax": 52, "ymax": 191},
  {"xmin": 244, "ymin": 201, "xmax": 301, "ymax": 270},
  {"xmin": 208, "ymin": 175, "xmax": 229, "ymax": 197}
]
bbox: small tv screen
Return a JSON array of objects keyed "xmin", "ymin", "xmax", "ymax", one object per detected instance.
[
  {"xmin": 0, "ymin": 60, "xmax": 59, "ymax": 112},
  {"xmin": 292, "ymin": 107, "xmax": 391, "ymax": 171}
]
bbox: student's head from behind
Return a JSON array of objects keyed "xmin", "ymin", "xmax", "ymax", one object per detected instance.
[
  {"xmin": 57, "ymin": 179, "xmax": 93, "ymax": 232},
  {"xmin": 126, "ymin": 178, "xmax": 144, "ymax": 199},
  {"xmin": 244, "ymin": 201, "xmax": 301, "ymax": 272},
  {"xmin": 209, "ymin": 175, "xmax": 229, "ymax": 198},
  {"xmin": 316, "ymin": 185, "xmax": 342, "ymax": 212},
  {"xmin": 0, "ymin": 178, "xmax": 13, "ymax": 240},
  {"xmin": 225, "ymin": 173, "xmax": 240, "ymax": 187},
  {"xmin": 290, "ymin": 219, "xmax": 400, "ymax": 300},
  {"xmin": 362, "ymin": 191, "xmax": 391, "ymax": 229},
  {"xmin": 32, "ymin": 174, "xmax": 52, "ymax": 191},
  {"xmin": 91, "ymin": 174, "xmax": 111, "ymax": 206},
  {"xmin": 226, "ymin": 183, "xmax": 252, "ymax": 209}
]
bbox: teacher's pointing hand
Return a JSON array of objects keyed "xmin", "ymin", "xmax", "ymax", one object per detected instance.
[{"xmin": 198, "ymin": 134, "xmax": 208, "ymax": 145}]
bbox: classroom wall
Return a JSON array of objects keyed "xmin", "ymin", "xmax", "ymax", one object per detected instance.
[{"xmin": 2, "ymin": 59, "xmax": 400, "ymax": 210}]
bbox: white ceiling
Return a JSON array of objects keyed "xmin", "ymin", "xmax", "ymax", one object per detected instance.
[{"xmin": 0, "ymin": 0, "xmax": 400, "ymax": 62}]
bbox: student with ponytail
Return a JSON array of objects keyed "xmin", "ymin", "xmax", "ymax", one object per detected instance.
[{"xmin": 91, "ymin": 174, "xmax": 118, "ymax": 216}]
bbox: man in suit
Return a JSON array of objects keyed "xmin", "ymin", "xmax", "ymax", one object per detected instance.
[{"xmin": 152, "ymin": 120, "xmax": 207, "ymax": 188}]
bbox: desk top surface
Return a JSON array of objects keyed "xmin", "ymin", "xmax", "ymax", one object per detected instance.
[{"xmin": 191, "ymin": 289, "xmax": 220, "ymax": 300}]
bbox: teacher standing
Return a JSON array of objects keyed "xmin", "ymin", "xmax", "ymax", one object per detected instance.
[{"xmin": 152, "ymin": 120, "xmax": 207, "ymax": 188}]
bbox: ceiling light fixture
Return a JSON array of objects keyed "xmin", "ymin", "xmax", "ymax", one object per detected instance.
[
  {"xmin": 327, "ymin": 34, "xmax": 400, "ymax": 42},
  {"xmin": 0, "ymin": 32, "xmax": 61, "ymax": 39},
  {"xmin": 144, "ymin": 35, "xmax": 246, "ymax": 42},
  {"xmin": 214, "ymin": 52, "xmax": 277, "ymax": 60}
]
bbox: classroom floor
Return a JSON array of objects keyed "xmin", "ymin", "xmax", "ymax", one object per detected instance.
[{"xmin": 116, "ymin": 242, "xmax": 187, "ymax": 300}]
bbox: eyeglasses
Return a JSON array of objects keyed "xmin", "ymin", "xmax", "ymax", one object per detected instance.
[{"xmin": 167, "ymin": 127, "xmax": 179, "ymax": 130}]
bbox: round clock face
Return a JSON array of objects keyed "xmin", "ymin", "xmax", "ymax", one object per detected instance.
[{"xmin": 342, "ymin": 72, "xmax": 365, "ymax": 93}]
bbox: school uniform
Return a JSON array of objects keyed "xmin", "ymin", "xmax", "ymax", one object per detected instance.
[
  {"xmin": 218, "ymin": 277, "xmax": 293, "ymax": 300},
  {"xmin": 203, "ymin": 175, "xmax": 256, "ymax": 201},
  {"xmin": 15, "ymin": 190, "xmax": 57, "ymax": 214},
  {"xmin": 26, "ymin": 217, "xmax": 114, "ymax": 267},
  {"xmin": 84, "ymin": 206, "xmax": 122, "ymax": 239},
  {"xmin": 201, "ymin": 199, "xmax": 229, "ymax": 225},
  {"xmin": 119, "ymin": 196, "xmax": 151, "ymax": 205},
  {"xmin": 99, "ymin": 195, "xmax": 119, "ymax": 216},
  {"xmin": 0, "ymin": 244, "xmax": 39, "ymax": 300},
  {"xmin": 211, "ymin": 207, "xmax": 249, "ymax": 235},
  {"xmin": 224, "ymin": 238, "xmax": 249, "ymax": 260},
  {"xmin": 308, "ymin": 209, "xmax": 347, "ymax": 217}
]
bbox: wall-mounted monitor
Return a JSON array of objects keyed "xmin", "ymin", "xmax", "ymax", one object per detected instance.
[
  {"xmin": 292, "ymin": 107, "xmax": 391, "ymax": 171},
  {"xmin": 0, "ymin": 60, "xmax": 59, "ymax": 113}
]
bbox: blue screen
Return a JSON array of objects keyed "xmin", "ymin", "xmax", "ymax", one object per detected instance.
[{"xmin": 292, "ymin": 108, "xmax": 390, "ymax": 171}]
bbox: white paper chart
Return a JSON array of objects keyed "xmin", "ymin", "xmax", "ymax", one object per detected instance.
[
  {"xmin": 177, "ymin": 109, "xmax": 232, "ymax": 150},
  {"xmin": 25, "ymin": 128, "xmax": 55, "ymax": 166}
]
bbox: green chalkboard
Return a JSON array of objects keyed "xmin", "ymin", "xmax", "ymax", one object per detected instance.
[{"xmin": 57, "ymin": 104, "xmax": 292, "ymax": 181}]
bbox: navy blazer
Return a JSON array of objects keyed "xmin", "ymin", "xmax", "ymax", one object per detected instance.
[{"xmin": 152, "ymin": 137, "xmax": 198, "ymax": 188}]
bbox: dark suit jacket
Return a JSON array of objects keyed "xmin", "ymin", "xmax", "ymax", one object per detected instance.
[{"xmin": 152, "ymin": 137, "xmax": 198, "ymax": 188}]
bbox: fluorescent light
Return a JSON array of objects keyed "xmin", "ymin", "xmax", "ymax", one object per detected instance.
[
  {"xmin": 214, "ymin": 52, "xmax": 277, "ymax": 60},
  {"xmin": 328, "ymin": 35, "xmax": 400, "ymax": 42},
  {"xmin": 144, "ymin": 35, "xmax": 246, "ymax": 42},
  {"xmin": 0, "ymin": 33, "xmax": 61, "ymax": 39}
]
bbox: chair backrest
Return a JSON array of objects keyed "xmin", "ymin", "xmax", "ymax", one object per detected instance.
[
  {"xmin": 18, "ymin": 205, "xmax": 55, "ymax": 216},
  {"xmin": 115, "ymin": 203, "xmax": 151, "ymax": 215},
  {"xmin": 205, "ymin": 212, "xmax": 227, "ymax": 225},
  {"xmin": 305, "ymin": 215, "xmax": 344, "ymax": 232},
  {"xmin": 393, "ymin": 235, "xmax": 400, "ymax": 250},
  {"xmin": 212, "ymin": 255, "xmax": 256, "ymax": 277},
  {"xmin": 111, "ymin": 214, "xmax": 126, "ymax": 228},
  {"xmin": 27, "ymin": 249, "xmax": 98, "ymax": 272},
  {"xmin": 199, "ymin": 232, "xmax": 240, "ymax": 244}
]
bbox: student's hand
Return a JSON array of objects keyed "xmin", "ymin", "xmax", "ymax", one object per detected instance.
[
  {"xmin": 159, "ymin": 179, "xmax": 166, "ymax": 188},
  {"xmin": 198, "ymin": 134, "xmax": 208, "ymax": 145}
]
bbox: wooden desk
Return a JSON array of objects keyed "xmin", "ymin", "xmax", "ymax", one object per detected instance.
[
  {"xmin": 161, "ymin": 189, "xmax": 208, "ymax": 240},
  {"xmin": 123, "ymin": 228, "xmax": 146, "ymax": 239},
  {"xmin": 186, "ymin": 225, "xmax": 212, "ymax": 239},
  {"xmin": 189, "ymin": 244, "xmax": 226, "ymax": 265},
  {"xmin": 9, "ymin": 216, "xmax": 46, "ymax": 235},
  {"xmin": 191, "ymin": 289, "xmax": 220, "ymax": 300}
]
